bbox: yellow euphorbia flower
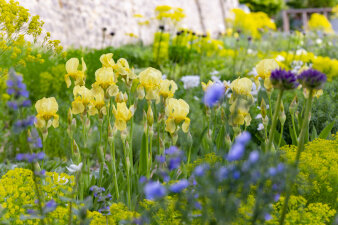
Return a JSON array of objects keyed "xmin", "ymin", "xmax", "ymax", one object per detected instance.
[
  {"xmin": 71, "ymin": 85, "xmax": 93, "ymax": 114},
  {"xmin": 35, "ymin": 97, "xmax": 59, "ymax": 129},
  {"xmin": 89, "ymin": 87, "xmax": 106, "ymax": 116},
  {"xmin": 165, "ymin": 98, "xmax": 190, "ymax": 134},
  {"xmin": 201, "ymin": 80, "xmax": 214, "ymax": 92},
  {"xmin": 112, "ymin": 102, "xmax": 134, "ymax": 131},
  {"xmin": 160, "ymin": 79, "xmax": 177, "ymax": 98},
  {"xmin": 138, "ymin": 67, "xmax": 162, "ymax": 101},
  {"xmin": 93, "ymin": 67, "xmax": 119, "ymax": 97},
  {"xmin": 100, "ymin": 53, "xmax": 115, "ymax": 68},
  {"xmin": 230, "ymin": 77, "xmax": 253, "ymax": 97},
  {"xmin": 255, "ymin": 59, "xmax": 279, "ymax": 91},
  {"xmin": 65, "ymin": 58, "xmax": 87, "ymax": 88}
]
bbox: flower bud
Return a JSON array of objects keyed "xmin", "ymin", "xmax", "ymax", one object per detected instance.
[
  {"xmin": 147, "ymin": 106, "xmax": 154, "ymax": 126},
  {"xmin": 278, "ymin": 102, "xmax": 286, "ymax": 125},
  {"xmin": 289, "ymin": 96, "xmax": 298, "ymax": 115},
  {"xmin": 260, "ymin": 99, "xmax": 267, "ymax": 119},
  {"xmin": 67, "ymin": 108, "xmax": 73, "ymax": 126}
]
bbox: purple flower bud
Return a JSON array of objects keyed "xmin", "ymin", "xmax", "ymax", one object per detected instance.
[
  {"xmin": 6, "ymin": 80, "xmax": 14, "ymax": 87},
  {"xmin": 144, "ymin": 181, "xmax": 166, "ymax": 200},
  {"xmin": 6, "ymin": 88, "xmax": 15, "ymax": 95},
  {"xmin": 19, "ymin": 90, "xmax": 29, "ymax": 98},
  {"xmin": 203, "ymin": 82, "xmax": 225, "ymax": 107},
  {"xmin": 270, "ymin": 69, "xmax": 299, "ymax": 90},
  {"xmin": 21, "ymin": 99, "xmax": 32, "ymax": 107},
  {"xmin": 233, "ymin": 171, "xmax": 240, "ymax": 179},
  {"xmin": 16, "ymin": 153, "xmax": 26, "ymax": 161},
  {"xmin": 7, "ymin": 101, "xmax": 18, "ymax": 110}
]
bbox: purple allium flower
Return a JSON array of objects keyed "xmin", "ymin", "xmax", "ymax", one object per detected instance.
[
  {"xmin": 169, "ymin": 179, "xmax": 189, "ymax": 193},
  {"xmin": 226, "ymin": 143, "xmax": 245, "ymax": 161},
  {"xmin": 298, "ymin": 68, "xmax": 326, "ymax": 89},
  {"xmin": 144, "ymin": 181, "xmax": 166, "ymax": 200},
  {"xmin": 235, "ymin": 131, "xmax": 251, "ymax": 145},
  {"xmin": 203, "ymin": 82, "xmax": 225, "ymax": 107},
  {"xmin": 270, "ymin": 69, "xmax": 299, "ymax": 90},
  {"xmin": 248, "ymin": 150, "xmax": 259, "ymax": 163}
]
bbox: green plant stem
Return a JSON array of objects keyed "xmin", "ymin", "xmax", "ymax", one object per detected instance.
[
  {"xmin": 291, "ymin": 114, "xmax": 298, "ymax": 145},
  {"xmin": 98, "ymin": 121, "xmax": 104, "ymax": 186},
  {"xmin": 122, "ymin": 140, "xmax": 131, "ymax": 208},
  {"xmin": 279, "ymin": 89, "xmax": 313, "ymax": 225},
  {"xmin": 267, "ymin": 89, "xmax": 284, "ymax": 151},
  {"xmin": 145, "ymin": 125, "xmax": 149, "ymax": 178},
  {"xmin": 109, "ymin": 138, "xmax": 119, "ymax": 200},
  {"xmin": 31, "ymin": 163, "xmax": 45, "ymax": 225},
  {"xmin": 278, "ymin": 122, "xmax": 284, "ymax": 148}
]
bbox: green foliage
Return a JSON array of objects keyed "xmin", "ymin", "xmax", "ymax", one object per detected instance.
[
  {"xmin": 239, "ymin": 0, "xmax": 284, "ymax": 16},
  {"xmin": 287, "ymin": 0, "xmax": 338, "ymax": 8}
]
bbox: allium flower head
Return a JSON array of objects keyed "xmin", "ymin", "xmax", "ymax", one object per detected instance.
[
  {"xmin": 270, "ymin": 69, "xmax": 299, "ymax": 90},
  {"xmin": 298, "ymin": 68, "xmax": 327, "ymax": 90}
]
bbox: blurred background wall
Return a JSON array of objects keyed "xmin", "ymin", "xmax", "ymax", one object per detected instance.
[{"xmin": 17, "ymin": 0, "xmax": 238, "ymax": 48}]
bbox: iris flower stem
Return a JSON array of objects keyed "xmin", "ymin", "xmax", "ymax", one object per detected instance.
[
  {"xmin": 268, "ymin": 93, "xmax": 273, "ymax": 120},
  {"xmin": 145, "ymin": 126, "xmax": 149, "ymax": 178},
  {"xmin": 122, "ymin": 140, "xmax": 131, "ymax": 208},
  {"xmin": 31, "ymin": 163, "xmax": 45, "ymax": 225},
  {"xmin": 98, "ymin": 121, "xmax": 104, "ymax": 187},
  {"xmin": 291, "ymin": 114, "xmax": 298, "ymax": 145},
  {"xmin": 109, "ymin": 137, "xmax": 119, "ymax": 200},
  {"xmin": 278, "ymin": 122, "xmax": 285, "ymax": 148},
  {"xmin": 267, "ymin": 89, "xmax": 284, "ymax": 151},
  {"xmin": 279, "ymin": 89, "xmax": 313, "ymax": 225}
]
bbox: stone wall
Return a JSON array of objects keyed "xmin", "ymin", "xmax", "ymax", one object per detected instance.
[{"xmin": 17, "ymin": 0, "xmax": 238, "ymax": 48}]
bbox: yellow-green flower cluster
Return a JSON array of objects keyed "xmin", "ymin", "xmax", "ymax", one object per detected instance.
[
  {"xmin": 0, "ymin": 168, "xmax": 74, "ymax": 223},
  {"xmin": 281, "ymin": 136, "xmax": 338, "ymax": 208},
  {"xmin": 153, "ymin": 32, "xmax": 170, "ymax": 62},
  {"xmin": 226, "ymin": 9, "xmax": 276, "ymax": 39},
  {"xmin": 308, "ymin": 13, "xmax": 333, "ymax": 34},
  {"xmin": 155, "ymin": 5, "xmax": 185, "ymax": 25}
]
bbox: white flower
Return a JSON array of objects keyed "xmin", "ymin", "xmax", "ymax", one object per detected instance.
[
  {"xmin": 251, "ymin": 82, "xmax": 258, "ymax": 96},
  {"xmin": 257, "ymin": 123, "xmax": 264, "ymax": 131},
  {"xmin": 210, "ymin": 70, "xmax": 219, "ymax": 76},
  {"xmin": 181, "ymin": 75, "xmax": 200, "ymax": 89},
  {"xmin": 316, "ymin": 38, "xmax": 322, "ymax": 45},
  {"xmin": 193, "ymin": 96, "xmax": 199, "ymax": 101},
  {"xmin": 255, "ymin": 114, "xmax": 262, "ymax": 119},
  {"xmin": 248, "ymin": 67, "xmax": 258, "ymax": 76},
  {"xmin": 66, "ymin": 162, "xmax": 83, "ymax": 173},
  {"xmin": 162, "ymin": 74, "xmax": 167, "ymax": 80},
  {"xmin": 247, "ymin": 49, "xmax": 255, "ymax": 54},
  {"xmin": 211, "ymin": 75, "xmax": 221, "ymax": 83},
  {"xmin": 296, "ymin": 49, "xmax": 307, "ymax": 55},
  {"xmin": 275, "ymin": 55, "xmax": 285, "ymax": 62}
]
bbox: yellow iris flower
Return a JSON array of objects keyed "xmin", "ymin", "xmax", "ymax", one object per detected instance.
[
  {"xmin": 65, "ymin": 58, "xmax": 87, "ymax": 88},
  {"xmin": 159, "ymin": 79, "xmax": 177, "ymax": 98},
  {"xmin": 165, "ymin": 98, "xmax": 190, "ymax": 134},
  {"xmin": 201, "ymin": 80, "xmax": 214, "ymax": 92},
  {"xmin": 35, "ymin": 97, "xmax": 59, "ymax": 129},
  {"xmin": 93, "ymin": 67, "xmax": 118, "ymax": 97},
  {"xmin": 229, "ymin": 98, "xmax": 252, "ymax": 126},
  {"xmin": 100, "ymin": 53, "xmax": 115, "ymax": 68},
  {"xmin": 255, "ymin": 59, "xmax": 279, "ymax": 91},
  {"xmin": 112, "ymin": 102, "xmax": 134, "ymax": 131},
  {"xmin": 88, "ymin": 86, "xmax": 106, "ymax": 116},
  {"xmin": 138, "ymin": 67, "xmax": 162, "ymax": 101},
  {"xmin": 115, "ymin": 58, "xmax": 137, "ymax": 85},
  {"xmin": 71, "ymin": 85, "xmax": 93, "ymax": 114},
  {"xmin": 230, "ymin": 77, "xmax": 253, "ymax": 97}
]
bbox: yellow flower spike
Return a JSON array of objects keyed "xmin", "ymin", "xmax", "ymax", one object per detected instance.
[
  {"xmin": 159, "ymin": 79, "xmax": 178, "ymax": 98},
  {"xmin": 35, "ymin": 97, "xmax": 59, "ymax": 129},
  {"xmin": 99, "ymin": 53, "xmax": 115, "ymax": 68},
  {"xmin": 65, "ymin": 58, "xmax": 86, "ymax": 88},
  {"xmin": 138, "ymin": 67, "xmax": 162, "ymax": 101},
  {"xmin": 112, "ymin": 102, "xmax": 134, "ymax": 131},
  {"xmin": 230, "ymin": 77, "xmax": 253, "ymax": 97},
  {"xmin": 71, "ymin": 85, "xmax": 93, "ymax": 115},
  {"xmin": 165, "ymin": 98, "xmax": 190, "ymax": 134}
]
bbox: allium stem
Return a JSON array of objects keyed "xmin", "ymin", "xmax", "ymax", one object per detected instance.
[
  {"xmin": 279, "ymin": 89, "xmax": 313, "ymax": 225},
  {"xmin": 267, "ymin": 89, "xmax": 284, "ymax": 151}
]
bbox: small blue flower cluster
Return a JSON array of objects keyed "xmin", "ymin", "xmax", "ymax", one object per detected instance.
[
  {"xmin": 6, "ymin": 68, "xmax": 31, "ymax": 110},
  {"xmin": 90, "ymin": 186, "xmax": 112, "ymax": 215},
  {"xmin": 16, "ymin": 152, "xmax": 45, "ymax": 163},
  {"xmin": 27, "ymin": 199, "xmax": 57, "ymax": 217}
]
